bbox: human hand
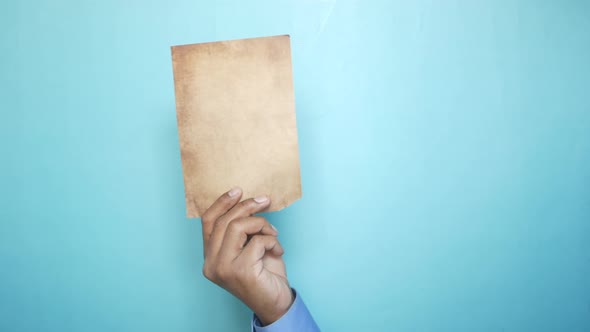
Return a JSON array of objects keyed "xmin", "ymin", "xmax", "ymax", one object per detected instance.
[{"xmin": 200, "ymin": 187, "xmax": 294, "ymax": 325}]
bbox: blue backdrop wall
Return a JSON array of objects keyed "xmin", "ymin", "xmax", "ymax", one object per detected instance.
[{"xmin": 1, "ymin": 1, "xmax": 589, "ymax": 331}]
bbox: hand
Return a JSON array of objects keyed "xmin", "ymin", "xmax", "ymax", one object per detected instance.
[{"xmin": 200, "ymin": 187, "xmax": 294, "ymax": 325}]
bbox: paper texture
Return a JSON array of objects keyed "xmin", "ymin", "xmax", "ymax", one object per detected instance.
[{"xmin": 171, "ymin": 35, "xmax": 302, "ymax": 218}]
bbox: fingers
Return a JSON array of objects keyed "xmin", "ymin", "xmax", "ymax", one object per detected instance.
[
  {"xmin": 202, "ymin": 233, "xmax": 284, "ymax": 294},
  {"xmin": 219, "ymin": 196, "xmax": 271, "ymax": 226},
  {"xmin": 200, "ymin": 187, "xmax": 242, "ymax": 255},
  {"xmin": 217, "ymin": 217, "xmax": 278, "ymax": 261},
  {"xmin": 240, "ymin": 235, "xmax": 284, "ymax": 263},
  {"xmin": 208, "ymin": 196, "xmax": 271, "ymax": 258}
]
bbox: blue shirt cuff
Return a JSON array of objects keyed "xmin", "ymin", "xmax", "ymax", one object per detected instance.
[{"xmin": 251, "ymin": 289, "xmax": 319, "ymax": 332}]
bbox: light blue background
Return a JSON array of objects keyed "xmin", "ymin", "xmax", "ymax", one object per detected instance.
[{"xmin": 1, "ymin": 1, "xmax": 589, "ymax": 331}]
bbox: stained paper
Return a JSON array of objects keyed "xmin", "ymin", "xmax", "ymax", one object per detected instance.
[{"xmin": 171, "ymin": 35, "xmax": 302, "ymax": 218}]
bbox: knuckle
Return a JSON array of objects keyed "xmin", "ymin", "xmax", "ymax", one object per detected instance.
[
  {"xmin": 226, "ymin": 218, "xmax": 243, "ymax": 233},
  {"xmin": 215, "ymin": 264, "xmax": 232, "ymax": 281},
  {"xmin": 202, "ymin": 264, "xmax": 215, "ymax": 281},
  {"xmin": 250, "ymin": 235, "xmax": 265, "ymax": 246},
  {"xmin": 201, "ymin": 214, "xmax": 212, "ymax": 225},
  {"xmin": 256, "ymin": 217, "xmax": 271, "ymax": 232},
  {"xmin": 247, "ymin": 217, "xmax": 265, "ymax": 231},
  {"xmin": 202, "ymin": 211, "xmax": 220, "ymax": 225},
  {"xmin": 254, "ymin": 216, "xmax": 267, "ymax": 224}
]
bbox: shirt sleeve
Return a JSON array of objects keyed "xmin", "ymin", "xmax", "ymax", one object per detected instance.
[{"xmin": 251, "ymin": 289, "xmax": 320, "ymax": 332}]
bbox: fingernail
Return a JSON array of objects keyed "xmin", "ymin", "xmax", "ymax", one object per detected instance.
[
  {"xmin": 254, "ymin": 195, "xmax": 268, "ymax": 204},
  {"xmin": 228, "ymin": 187, "xmax": 241, "ymax": 198},
  {"xmin": 271, "ymin": 224, "xmax": 278, "ymax": 234}
]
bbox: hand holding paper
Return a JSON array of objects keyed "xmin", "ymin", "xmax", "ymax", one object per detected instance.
[{"xmin": 200, "ymin": 188, "xmax": 293, "ymax": 325}]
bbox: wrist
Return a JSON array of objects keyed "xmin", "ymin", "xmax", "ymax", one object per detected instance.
[{"xmin": 255, "ymin": 288, "xmax": 295, "ymax": 326}]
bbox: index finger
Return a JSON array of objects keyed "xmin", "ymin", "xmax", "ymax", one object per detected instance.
[{"xmin": 200, "ymin": 187, "xmax": 242, "ymax": 255}]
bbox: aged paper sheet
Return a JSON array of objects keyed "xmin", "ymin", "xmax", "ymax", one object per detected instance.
[{"xmin": 171, "ymin": 35, "xmax": 301, "ymax": 218}]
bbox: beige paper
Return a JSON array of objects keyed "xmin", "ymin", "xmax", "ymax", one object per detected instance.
[{"xmin": 171, "ymin": 35, "xmax": 301, "ymax": 218}]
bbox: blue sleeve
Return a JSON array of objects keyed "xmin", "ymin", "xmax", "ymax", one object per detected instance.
[{"xmin": 251, "ymin": 289, "xmax": 320, "ymax": 332}]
